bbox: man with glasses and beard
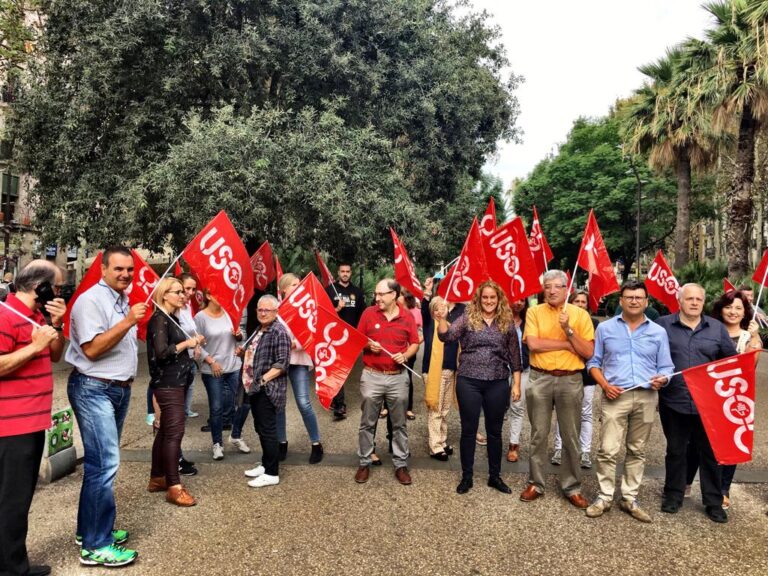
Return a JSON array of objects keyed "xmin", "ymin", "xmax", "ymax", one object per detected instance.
[{"xmin": 354, "ymin": 279, "xmax": 419, "ymax": 486}]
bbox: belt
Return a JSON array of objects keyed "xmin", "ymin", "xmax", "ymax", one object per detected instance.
[
  {"xmin": 72, "ymin": 370, "xmax": 134, "ymax": 388},
  {"xmin": 364, "ymin": 367, "xmax": 403, "ymax": 376},
  {"xmin": 531, "ymin": 366, "xmax": 580, "ymax": 377}
]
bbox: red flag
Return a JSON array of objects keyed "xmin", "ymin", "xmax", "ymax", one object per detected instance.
[
  {"xmin": 565, "ymin": 270, "xmax": 576, "ymax": 295},
  {"xmin": 724, "ymin": 278, "xmax": 736, "ymax": 293},
  {"xmin": 753, "ymin": 249, "xmax": 768, "ymax": 287},
  {"xmin": 645, "ymin": 250, "xmax": 680, "ymax": 313},
  {"xmin": 390, "ymin": 229, "xmax": 423, "ymax": 299},
  {"xmin": 484, "ymin": 217, "xmax": 542, "ymax": 302},
  {"xmin": 279, "ymin": 285, "xmax": 366, "ymax": 409},
  {"xmin": 437, "ymin": 218, "xmax": 489, "ymax": 303},
  {"xmin": 174, "ymin": 260, "xmax": 183, "ymax": 277},
  {"xmin": 479, "ymin": 197, "xmax": 497, "ymax": 238},
  {"xmin": 63, "ymin": 253, "xmax": 104, "ymax": 338},
  {"xmin": 125, "ymin": 250, "xmax": 160, "ymax": 341},
  {"xmin": 182, "ymin": 211, "xmax": 254, "ymax": 328},
  {"xmin": 311, "ymin": 304, "xmax": 367, "ymax": 409},
  {"xmin": 683, "ymin": 351, "xmax": 759, "ymax": 465},
  {"xmin": 528, "ymin": 205, "xmax": 554, "ymax": 276},
  {"xmin": 575, "ymin": 210, "xmax": 619, "ymax": 301},
  {"xmin": 250, "ymin": 241, "xmax": 276, "ymax": 291},
  {"xmin": 314, "ymin": 250, "xmax": 335, "ymax": 288}
]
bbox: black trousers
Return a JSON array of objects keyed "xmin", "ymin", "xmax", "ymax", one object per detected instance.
[
  {"xmin": 455, "ymin": 376, "xmax": 509, "ymax": 480},
  {"xmin": 686, "ymin": 441, "xmax": 737, "ymax": 496},
  {"xmin": 249, "ymin": 390, "xmax": 279, "ymax": 476},
  {"xmin": 659, "ymin": 403, "xmax": 722, "ymax": 507},
  {"xmin": 0, "ymin": 431, "xmax": 45, "ymax": 576}
]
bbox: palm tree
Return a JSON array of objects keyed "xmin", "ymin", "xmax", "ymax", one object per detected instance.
[
  {"xmin": 683, "ymin": 0, "xmax": 768, "ymax": 277},
  {"xmin": 620, "ymin": 46, "xmax": 718, "ymax": 270}
]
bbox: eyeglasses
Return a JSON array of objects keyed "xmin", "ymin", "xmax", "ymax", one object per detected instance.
[
  {"xmin": 543, "ymin": 284, "xmax": 566, "ymax": 291},
  {"xmin": 622, "ymin": 295, "xmax": 646, "ymax": 302},
  {"xmin": 257, "ymin": 308, "xmax": 277, "ymax": 314},
  {"xmin": 374, "ymin": 290, "xmax": 394, "ymax": 297},
  {"xmin": 167, "ymin": 290, "xmax": 184, "ymax": 296}
]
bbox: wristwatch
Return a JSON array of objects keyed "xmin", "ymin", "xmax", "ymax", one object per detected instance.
[{"xmin": 565, "ymin": 327, "xmax": 574, "ymax": 338}]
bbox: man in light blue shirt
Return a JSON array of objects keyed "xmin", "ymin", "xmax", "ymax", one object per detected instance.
[
  {"xmin": 66, "ymin": 246, "xmax": 147, "ymax": 568},
  {"xmin": 585, "ymin": 280, "xmax": 674, "ymax": 523}
]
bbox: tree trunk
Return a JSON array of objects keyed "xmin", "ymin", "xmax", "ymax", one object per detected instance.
[
  {"xmin": 728, "ymin": 110, "xmax": 757, "ymax": 278},
  {"xmin": 673, "ymin": 151, "xmax": 692, "ymax": 269}
]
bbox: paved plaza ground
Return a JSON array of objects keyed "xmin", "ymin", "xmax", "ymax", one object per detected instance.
[{"xmin": 23, "ymin": 350, "xmax": 768, "ymax": 575}]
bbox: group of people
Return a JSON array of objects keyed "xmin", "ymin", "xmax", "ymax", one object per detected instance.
[{"xmin": 0, "ymin": 248, "xmax": 763, "ymax": 574}]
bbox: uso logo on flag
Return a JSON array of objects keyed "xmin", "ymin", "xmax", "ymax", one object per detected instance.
[
  {"xmin": 708, "ymin": 358, "xmax": 754, "ymax": 454},
  {"xmin": 199, "ymin": 227, "xmax": 247, "ymax": 312}
]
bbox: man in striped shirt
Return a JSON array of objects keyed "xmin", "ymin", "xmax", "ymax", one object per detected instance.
[{"xmin": 0, "ymin": 260, "xmax": 66, "ymax": 576}]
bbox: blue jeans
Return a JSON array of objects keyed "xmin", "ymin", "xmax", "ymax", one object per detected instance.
[
  {"xmin": 202, "ymin": 371, "xmax": 248, "ymax": 444},
  {"xmin": 277, "ymin": 365, "xmax": 321, "ymax": 443},
  {"xmin": 184, "ymin": 363, "xmax": 197, "ymax": 415},
  {"xmin": 67, "ymin": 372, "xmax": 131, "ymax": 550}
]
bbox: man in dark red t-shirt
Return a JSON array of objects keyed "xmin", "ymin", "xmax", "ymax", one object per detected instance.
[
  {"xmin": 0, "ymin": 260, "xmax": 66, "ymax": 576},
  {"xmin": 354, "ymin": 278, "xmax": 419, "ymax": 486}
]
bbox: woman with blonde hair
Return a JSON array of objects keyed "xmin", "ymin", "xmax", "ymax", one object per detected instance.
[
  {"xmin": 146, "ymin": 277, "xmax": 205, "ymax": 506},
  {"xmin": 438, "ymin": 280, "xmax": 522, "ymax": 494},
  {"xmin": 276, "ymin": 273, "xmax": 323, "ymax": 464}
]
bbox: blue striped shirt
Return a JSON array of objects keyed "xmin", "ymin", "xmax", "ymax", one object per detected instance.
[{"xmin": 586, "ymin": 315, "xmax": 675, "ymax": 389}]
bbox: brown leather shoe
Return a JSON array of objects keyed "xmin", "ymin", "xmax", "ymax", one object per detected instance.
[
  {"xmin": 506, "ymin": 443, "xmax": 519, "ymax": 463},
  {"xmin": 354, "ymin": 466, "xmax": 370, "ymax": 484},
  {"xmin": 166, "ymin": 485, "xmax": 197, "ymax": 507},
  {"xmin": 520, "ymin": 484, "xmax": 543, "ymax": 502},
  {"xmin": 395, "ymin": 466, "xmax": 412, "ymax": 485},
  {"xmin": 147, "ymin": 476, "xmax": 167, "ymax": 493},
  {"xmin": 567, "ymin": 493, "xmax": 589, "ymax": 509}
]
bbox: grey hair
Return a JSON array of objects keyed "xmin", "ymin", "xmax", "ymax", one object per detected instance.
[
  {"xmin": 15, "ymin": 260, "xmax": 58, "ymax": 293},
  {"xmin": 258, "ymin": 294, "xmax": 279, "ymax": 308},
  {"xmin": 677, "ymin": 283, "xmax": 705, "ymax": 302},
  {"xmin": 542, "ymin": 270, "xmax": 567, "ymax": 286}
]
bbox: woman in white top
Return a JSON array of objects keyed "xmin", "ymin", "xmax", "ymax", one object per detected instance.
[
  {"xmin": 277, "ymin": 274, "xmax": 324, "ymax": 464},
  {"xmin": 194, "ymin": 291, "xmax": 250, "ymax": 460}
]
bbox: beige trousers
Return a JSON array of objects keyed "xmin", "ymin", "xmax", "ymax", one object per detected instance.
[
  {"xmin": 595, "ymin": 388, "xmax": 658, "ymax": 501},
  {"xmin": 425, "ymin": 369, "xmax": 456, "ymax": 454}
]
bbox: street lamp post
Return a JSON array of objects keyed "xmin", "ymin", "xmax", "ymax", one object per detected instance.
[{"xmin": 626, "ymin": 157, "xmax": 645, "ymax": 279}]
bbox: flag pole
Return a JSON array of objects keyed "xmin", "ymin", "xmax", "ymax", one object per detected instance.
[
  {"xmin": 369, "ymin": 339, "xmax": 423, "ymax": 381},
  {"xmin": 437, "ymin": 255, "xmax": 460, "ymax": 276},
  {"xmin": 144, "ymin": 252, "xmax": 184, "ymax": 305},
  {"xmin": 543, "ymin": 248, "xmax": 549, "ymax": 272},
  {"xmin": 442, "ymin": 258, "xmax": 461, "ymax": 304},
  {"xmin": 619, "ymin": 371, "xmax": 683, "ymax": 393},
  {"xmin": 566, "ymin": 262, "xmax": 578, "ymax": 297},
  {"xmin": 0, "ymin": 300, "xmax": 42, "ymax": 329},
  {"xmin": 752, "ymin": 261, "xmax": 768, "ymax": 322}
]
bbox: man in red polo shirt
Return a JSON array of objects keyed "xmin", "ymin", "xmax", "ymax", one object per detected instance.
[
  {"xmin": 354, "ymin": 278, "xmax": 419, "ymax": 485},
  {"xmin": 0, "ymin": 260, "xmax": 66, "ymax": 576}
]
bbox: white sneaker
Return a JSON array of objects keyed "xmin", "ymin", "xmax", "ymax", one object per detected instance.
[
  {"xmin": 229, "ymin": 435, "xmax": 251, "ymax": 454},
  {"xmin": 212, "ymin": 443, "xmax": 224, "ymax": 461},
  {"xmin": 244, "ymin": 464, "xmax": 265, "ymax": 478},
  {"xmin": 248, "ymin": 474, "xmax": 279, "ymax": 488}
]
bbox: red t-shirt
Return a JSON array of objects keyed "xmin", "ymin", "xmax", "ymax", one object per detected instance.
[
  {"xmin": 358, "ymin": 304, "xmax": 419, "ymax": 372},
  {"xmin": 0, "ymin": 294, "xmax": 53, "ymax": 437}
]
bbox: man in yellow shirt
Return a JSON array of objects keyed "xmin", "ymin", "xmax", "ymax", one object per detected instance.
[{"xmin": 521, "ymin": 270, "xmax": 594, "ymax": 508}]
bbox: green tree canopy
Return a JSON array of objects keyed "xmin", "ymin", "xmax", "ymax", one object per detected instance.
[
  {"xmin": 12, "ymin": 0, "xmax": 521, "ymax": 267},
  {"xmin": 513, "ymin": 115, "xmax": 694, "ymax": 278}
]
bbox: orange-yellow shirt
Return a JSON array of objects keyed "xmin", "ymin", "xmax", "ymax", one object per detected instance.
[{"xmin": 523, "ymin": 303, "xmax": 595, "ymax": 371}]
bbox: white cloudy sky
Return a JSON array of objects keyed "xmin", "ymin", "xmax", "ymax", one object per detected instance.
[{"xmin": 469, "ymin": 0, "xmax": 714, "ymax": 190}]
